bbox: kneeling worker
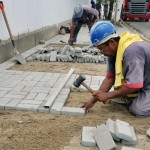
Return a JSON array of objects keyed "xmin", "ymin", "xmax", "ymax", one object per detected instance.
[
  {"xmin": 68, "ymin": 4, "xmax": 99, "ymax": 45},
  {"xmin": 82, "ymin": 21, "xmax": 150, "ymax": 117}
]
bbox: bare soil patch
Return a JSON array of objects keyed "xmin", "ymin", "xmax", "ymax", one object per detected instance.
[{"xmin": 0, "ymin": 61, "xmax": 148, "ymax": 150}]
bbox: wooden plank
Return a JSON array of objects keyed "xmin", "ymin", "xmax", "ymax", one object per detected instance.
[{"xmin": 44, "ymin": 68, "xmax": 74, "ymax": 108}]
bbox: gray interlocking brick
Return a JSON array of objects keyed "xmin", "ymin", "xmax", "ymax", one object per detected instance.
[
  {"xmin": 50, "ymin": 51, "xmax": 57, "ymax": 62},
  {"xmin": 61, "ymin": 45, "xmax": 70, "ymax": 55},
  {"xmin": 55, "ymin": 96, "xmax": 68, "ymax": 104},
  {"xmin": 5, "ymin": 99, "xmax": 22, "ymax": 110},
  {"xmin": 38, "ymin": 101, "xmax": 50, "ymax": 113},
  {"xmin": 31, "ymin": 87, "xmax": 50, "ymax": 93},
  {"xmin": 121, "ymin": 146, "xmax": 143, "ymax": 150},
  {"xmin": 93, "ymin": 124, "xmax": 116, "ymax": 150},
  {"xmin": 34, "ymin": 93, "xmax": 48, "ymax": 101},
  {"xmin": 22, "ymin": 86, "xmax": 34, "ymax": 92},
  {"xmin": 57, "ymin": 94, "xmax": 69, "ymax": 100},
  {"xmin": 146, "ymin": 128, "xmax": 150, "ymax": 137},
  {"xmin": 106, "ymin": 118, "xmax": 121, "ymax": 141},
  {"xmin": 16, "ymin": 104, "xmax": 39, "ymax": 112},
  {"xmin": 81, "ymin": 126, "xmax": 96, "ymax": 147},
  {"xmin": 61, "ymin": 107, "xmax": 85, "ymax": 116},
  {"xmin": 24, "ymin": 75, "xmax": 35, "ymax": 81},
  {"xmin": 0, "ymin": 87, "xmax": 12, "ymax": 91},
  {"xmin": 36, "ymin": 81, "xmax": 47, "ymax": 87},
  {"xmin": 19, "ymin": 80, "xmax": 37, "ymax": 86},
  {"xmin": 8, "ymin": 91, "xmax": 28, "ymax": 96},
  {"xmin": 122, "ymin": 126, "xmax": 137, "ymax": 145},
  {"xmin": 115, "ymin": 119, "xmax": 132, "ymax": 141},
  {"xmin": 0, "ymin": 97, "xmax": 12, "ymax": 109},
  {"xmin": 50, "ymin": 102, "xmax": 64, "ymax": 114},
  {"xmin": 5, "ymin": 94, "xmax": 25, "ymax": 99},
  {"xmin": 60, "ymin": 88, "xmax": 70, "ymax": 95},
  {"xmin": 25, "ymin": 93, "xmax": 37, "ymax": 100},
  {"xmin": 11, "ymin": 85, "xmax": 25, "ymax": 92},
  {"xmin": 20, "ymin": 100, "xmax": 43, "ymax": 105},
  {"xmin": 0, "ymin": 91, "xmax": 8, "ymax": 97},
  {"xmin": 45, "ymin": 54, "xmax": 51, "ymax": 62}
]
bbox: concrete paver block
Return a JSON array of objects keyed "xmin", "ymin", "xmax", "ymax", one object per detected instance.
[
  {"xmin": 20, "ymin": 100, "xmax": 43, "ymax": 105},
  {"xmin": 5, "ymin": 99, "xmax": 22, "ymax": 110},
  {"xmin": 26, "ymin": 56, "xmax": 34, "ymax": 62},
  {"xmin": 45, "ymin": 54, "xmax": 51, "ymax": 62},
  {"xmin": 60, "ymin": 88, "xmax": 70, "ymax": 95},
  {"xmin": 34, "ymin": 93, "xmax": 48, "ymax": 101},
  {"xmin": 81, "ymin": 126, "xmax": 96, "ymax": 147},
  {"xmin": 16, "ymin": 104, "xmax": 39, "ymax": 112},
  {"xmin": 61, "ymin": 45, "xmax": 70, "ymax": 55},
  {"xmin": 44, "ymin": 69, "xmax": 74, "ymax": 108},
  {"xmin": 50, "ymin": 102, "xmax": 64, "ymax": 114},
  {"xmin": 146, "ymin": 128, "xmax": 150, "ymax": 137},
  {"xmin": 106, "ymin": 118, "xmax": 121, "ymax": 141},
  {"xmin": 115, "ymin": 119, "xmax": 132, "ymax": 141},
  {"xmin": 50, "ymin": 51, "xmax": 57, "ymax": 62},
  {"xmin": 93, "ymin": 124, "xmax": 116, "ymax": 150},
  {"xmin": 121, "ymin": 146, "xmax": 143, "ymax": 150},
  {"xmin": 61, "ymin": 107, "xmax": 85, "ymax": 116},
  {"xmin": 122, "ymin": 126, "xmax": 137, "ymax": 145},
  {"xmin": 0, "ymin": 97, "xmax": 12, "ymax": 109},
  {"xmin": 38, "ymin": 101, "xmax": 50, "ymax": 113}
]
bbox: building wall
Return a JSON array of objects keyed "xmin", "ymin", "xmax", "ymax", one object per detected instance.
[{"xmin": 0, "ymin": 0, "xmax": 89, "ymax": 40}]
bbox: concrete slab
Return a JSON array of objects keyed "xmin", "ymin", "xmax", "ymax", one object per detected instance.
[{"xmin": 81, "ymin": 126, "xmax": 96, "ymax": 147}]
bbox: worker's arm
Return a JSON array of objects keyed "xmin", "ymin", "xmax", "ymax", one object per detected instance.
[
  {"xmin": 81, "ymin": 77, "xmax": 114, "ymax": 109},
  {"xmin": 94, "ymin": 86, "xmax": 139, "ymax": 103},
  {"xmin": 86, "ymin": 8, "xmax": 99, "ymax": 30}
]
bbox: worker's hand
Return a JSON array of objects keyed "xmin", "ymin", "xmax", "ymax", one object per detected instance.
[
  {"xmin": 93, "ymin": 91, "xmax": 109, "ymax": 103},
  {"xmin": 68, "ymin": 39, "xmax": 73, "ymax": 45},
  {"xmin": 80, "ymin": 97, "xmax": 98, "ymax": 110}
]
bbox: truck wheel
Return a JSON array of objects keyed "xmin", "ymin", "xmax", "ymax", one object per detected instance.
[{"xmin": 145, "ymin": 19, "xmax": 149, "ymax": 22}]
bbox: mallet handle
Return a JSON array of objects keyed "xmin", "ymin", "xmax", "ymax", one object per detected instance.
[{"xmin": 81, "ymin": 82, "xmax": 94, "ymax": 94}]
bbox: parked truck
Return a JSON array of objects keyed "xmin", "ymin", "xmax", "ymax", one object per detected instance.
[{"xmin": 121, "ymin": 0, "xmax": 150, "ymax": 21}]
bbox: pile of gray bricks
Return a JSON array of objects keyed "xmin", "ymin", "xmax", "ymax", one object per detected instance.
[
  {"xmin": 81, "ymin": 118, "xmax": 143, "ymax": 150},
  {"xmin": 26, "ymin": 45, "xmax": 107, "ymax": 64}
]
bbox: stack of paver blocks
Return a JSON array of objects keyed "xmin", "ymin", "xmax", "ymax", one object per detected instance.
[
  {"xmin": 81, "ymin": 119, "xmax": 143, "ymax": 150},
  {"xmin": 26, "ymin": 45, "xmax": 107, "ymax": 64}
]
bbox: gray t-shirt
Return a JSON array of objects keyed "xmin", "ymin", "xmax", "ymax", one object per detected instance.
[
  {"xmin": 107, "ymin": 41, "xmax": 150, "ymax": 89},
  {"xmin": 72, "ymin": 6, "xmax": 98, "ymax": 25}
]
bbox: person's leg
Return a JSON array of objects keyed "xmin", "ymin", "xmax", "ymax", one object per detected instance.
[
  {"xmin": 72, "ymin": 22, "xmax": 82, "ymax": 43},
  {"xmin": 129, "ymin": 89, "xmax": 150, "ymax": 117}
]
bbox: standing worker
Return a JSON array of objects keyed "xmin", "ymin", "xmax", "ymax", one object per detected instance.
[
  {"xmin": 96, "ymin": 0, "xmax": 102, "ymax": 19},
  {"xmin": 68, "ymin": 4, "xmax": 99, "ymax": 45},
  {"xmin": 81, "ymin": 21, "xmax": 150, "ymax": 117},
  {"xmin": 103, "ymin": 0, "xmax": 108, "ymax": 20},
  {"xmin": 91, "ymin": 0, "xmax": 96, "ymax": 8}
]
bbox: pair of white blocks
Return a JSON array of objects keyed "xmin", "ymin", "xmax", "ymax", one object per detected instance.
[{"xmin": 81, "ymin": 119, "xmax": 141, "ymax": 150}]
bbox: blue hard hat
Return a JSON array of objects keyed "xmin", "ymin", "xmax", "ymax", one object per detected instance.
[
  {"xmin": 74, "ymin": 4, "xmax": 83, "ymax": 18},
  {"xmin": 90, "ymin": 21, "xmax": 117, "ymax": 47}
]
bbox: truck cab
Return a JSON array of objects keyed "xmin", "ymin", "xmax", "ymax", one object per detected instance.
[{"xmin": 121, "ymin": 0, "xmax": 150, "ymax": 21}]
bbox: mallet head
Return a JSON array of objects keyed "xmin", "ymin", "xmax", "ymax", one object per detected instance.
[{"xmin": 73, "ymin": 75, "xmax": 86, "ymax": 87}]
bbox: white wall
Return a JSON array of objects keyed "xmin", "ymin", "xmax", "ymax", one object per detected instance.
[{"xmin": 0, "ymin": 0, "xmax": 89, "ymax": 40}]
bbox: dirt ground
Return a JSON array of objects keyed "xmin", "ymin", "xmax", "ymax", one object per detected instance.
[{"xmin": 0, "ymin": 61, "xmax": 149, "ymax": 150}]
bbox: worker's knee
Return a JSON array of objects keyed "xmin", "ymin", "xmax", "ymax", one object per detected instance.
[{"xmin": 129, "ymin": 103, "xmax": 150, "ymax": 117}]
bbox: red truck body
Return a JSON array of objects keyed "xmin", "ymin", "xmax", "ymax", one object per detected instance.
[{"xmin": 121, "ymin": 0, "xmax": 150, "ymax": 21}]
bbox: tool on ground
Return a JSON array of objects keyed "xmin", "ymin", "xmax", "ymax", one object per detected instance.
[
  {"xmin": 60, "ymin": 40, "xmax": 67, "ymax": 44},
  {"xmin": 0, "ymin": 1, "xmax": 26, "ymax": 64},
  {"xmin": 73, "ymin": 75, "xmax": 94, "ymax": 94}
]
